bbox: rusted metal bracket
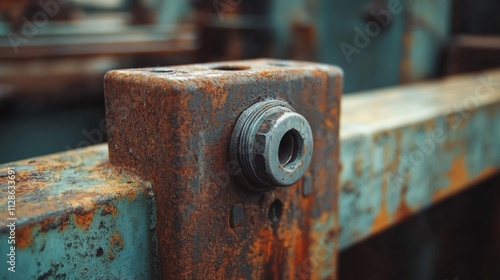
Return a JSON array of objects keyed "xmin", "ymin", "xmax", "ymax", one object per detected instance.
[{"xmin": 104, "ymin": 59, "xmax": 343, "ymax": 279}]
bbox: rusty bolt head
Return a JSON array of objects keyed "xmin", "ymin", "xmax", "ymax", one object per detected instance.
[{"xmin": 230, "ymin": 100, "xmax": 313, "ymax": 191}]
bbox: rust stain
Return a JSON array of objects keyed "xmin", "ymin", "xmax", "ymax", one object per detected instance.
[
  {"xmin": 74, "ymin": 211, "xmax": 94, "ymax": 230},
  {"xmin": 127, "ymin": 189, "xmax": 139, "ymax": 200},
  {"xmin": 393, "ymin": 193, "xmax": 412, "ymax": 221},
  {"xmin": 101, "ymin": 204, "xmax": 118, "ymax": 216},
  {"xmin": 16, "ymin": 225, "xmax": 33, "ymax": 249},
  {"xmin": 211, "ymin": 89, "xmax": 229, "ymax": 111},
  {"xmin": 250, "ymin": 227, "xmax": 281, "ymax": 279},
  {"xmin": 433, "ymin": 156, "xmax": 469, "ymax": 201},
  {"xmin": 295, "ymin": 192, "xmax": 314, "ymax": 279},
  {"xmin": 371, "ymin": 189, "xmax": 391, "ymax": 234},
  {"xmin": 248, "ymin": 202, "xmax": 299, "ymax": 279},
  {"xmin": 247, "ymin": 196, "xmax": 318, "ymax": 280},
  {"xmin": 325, "ymin": 118, "xmax": 335, "ymax": 130},
  {"xmin": 108, "ymin": 231, "xmax": 124, "ymax": 260},
  {"xmin": 110, "ymin": 231, "xmax": 124, "ymax": 250}
]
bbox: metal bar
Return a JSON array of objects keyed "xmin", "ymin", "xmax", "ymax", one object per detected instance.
[
  {"xmin": 0, "ymin": 145, "xmax": 158, "ymax": 279},
  {"xmin": 339, "ymin": 69, "xmax": 500, "ymax": 249}
]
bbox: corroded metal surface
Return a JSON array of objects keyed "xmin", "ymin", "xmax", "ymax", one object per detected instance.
[
  {"xmin": 2, "ymin": 65, "xmax": 499, "ymax": 279},
  {"xmin": 104, "ymin": 59, "xmax": 342, "ymax": 279},
  {"xmin": 0, "ymin": 145, "xmax": 157, "ymax": 279},
  {"xmin": 339, "ymin": 69, "xmax": 500, "ymax": 249}
]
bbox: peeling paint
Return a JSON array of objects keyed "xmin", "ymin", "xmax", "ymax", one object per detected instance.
[
  {"xmin": 339, "ymin": 70, "xmax": 500, "ymax": 249},
  {"xmin": 0, "ymin": 145, "xmax": 157, "ymax": 279}
]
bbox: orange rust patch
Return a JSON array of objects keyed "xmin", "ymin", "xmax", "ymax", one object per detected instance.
[
  {"xmin": 393, "ymin": 195, "xmax": 412, "ymax": 221},
  {"xmin": 110, "ymin": 231, "xmax": 124, "ymax": 250},
  {"xmin": 251, "ymin": 228, "xmax": 273, "ymax": 260},
  {"xmin": 371, "ymin": 191, "xmax": 391, "ymax": 234},
  {"xmin": 433, "ymin": 156, "xmax": 469, "ymax": 201},
  {"xmin": 127, "ymin": 189, "xmax": 138, "ymax": 200},
  {"xmin": 74, "ymin": 211, "xmax": 94, "ymax": 230},
  {"xmin": 16, "ymin": 225, "xmax": 33, "ymax": 249},
  {"xmin": 211, "ymin": 90, "xmax": 229, "ymax": 110},
  {"xmin": 249, "ymin": 219, "xmax": 293, "ymax": 279},
  {"xmin": 108, "ymin": 231, "xmax": 125, "ymax": 260},
  {"xmin": 325, "ymin": 118, "xmax": 335, "ymax": 130},
  {"xmin": 259, "ymin": 71, "xmax": 276, "ymax": 78},
  {"xmin": 101, "ymin": 204, "xmax": 118, "ymax": 216},
  {"xmin": 246, "ymin": 186, "xmax": 333, "ymax": 279}
]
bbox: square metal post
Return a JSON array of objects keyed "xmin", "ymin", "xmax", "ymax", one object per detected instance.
[{"xmin": 104, "ymin": 59, "xmax": 342, "ymax": 279}]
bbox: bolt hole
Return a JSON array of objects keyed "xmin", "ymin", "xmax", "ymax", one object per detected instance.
[
  {"xmin": 212, "ymin": 65, "xmax": 250, "ymax": 71},
  {"xmin": 150, "ymin": 69, "xmax": 175, "ymax": 74},
  {"xmin": 268, "ymin": 199, "xmax": 283, "ymax": 223},
  {"xmin": 268, "ymin": 62, "xmax": 290, "ymax": 67},
  {"xmin": 278, "ymin": 130, "xmax": 300, "ymax": 167}
]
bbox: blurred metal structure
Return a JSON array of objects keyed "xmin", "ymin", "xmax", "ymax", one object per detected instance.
[
  {"xmin": 0, "ymin": 0, "xmax": 463, "ymax": 163},
  {"xmin": 1, "ymin": 64, "xmax": 499, "ymax": 279},
  {"xmin": 339, "ymin": 69, "xmax": 500, "ymax": 248},
  {"xmin": 0, "ymin": 0, "xmax": 198, "ymax": 163},
  {"xmin": 446, "ymin": 35, "xmax": 500, "ymax": 75}
]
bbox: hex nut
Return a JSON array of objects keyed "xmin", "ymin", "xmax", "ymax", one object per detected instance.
[{"xmin": 230, "ymin": 100, "xmax": 313, "ymax": 191}]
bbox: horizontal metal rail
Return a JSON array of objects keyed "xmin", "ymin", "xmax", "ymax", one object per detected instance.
[
  {"xmin": 1, "ymin": 69, "xmax": 499, "ymax": 278},
  {"xmin": 339, "ymin": 69, "xmax": 500, "ymax": 249}
]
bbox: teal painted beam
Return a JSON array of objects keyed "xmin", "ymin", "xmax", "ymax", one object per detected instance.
[
  {"xmin": 0, "ymin": 146, "xmax": 157, "ymax": 279},
  {"xmin": 339, "ymin": 69, "xmax": 500, "ymax": 249}
]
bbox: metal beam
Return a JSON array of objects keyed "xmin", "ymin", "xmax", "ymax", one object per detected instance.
[
  {"xmin": 0, "ymin": 146, "xmax": 158, "ymax": 279},
  {"xmin": 339, "ymin": 69, "xmax": 500, "ymax": 249}
]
